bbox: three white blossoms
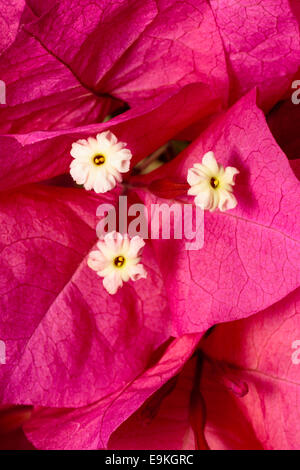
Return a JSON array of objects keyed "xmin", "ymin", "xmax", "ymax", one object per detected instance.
[{"xmin": 70, "ymin": 131, "xmax": 239, "ymax": 294}]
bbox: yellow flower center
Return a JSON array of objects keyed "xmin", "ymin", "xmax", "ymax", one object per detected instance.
[
  {"xmin": 114, "ymin": 255, "xmax": 125, "ymax": 268},
  {"xmin": 93, "ymin": 154, "xmax": 105, "ymax": 166},
  {"xmin": 210, "ymin": 176, "xmax": 219, "ymax": 189}
]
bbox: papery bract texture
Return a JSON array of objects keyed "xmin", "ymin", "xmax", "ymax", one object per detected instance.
[
  {"xmin": 0, "ymin": 185, "xmax": 173, "ymax": 407},
  {"xmin": 23, "ymin": 334, "xmax": 202, "ymax": 449},
  {"xmin": 201, "ymin": 288, "xmax": 300, "ymax": 450},
  {"xmin": 132, "ymin": 90, "xmax": 300, "ymax": 334},
  {"xmin": 25, "ymin": 0, "xmax": 229, "ymax": 105},
  {"xmin": 0, "ymin": 83, "xmax": 217, "ymax": 191},
  {"xmin": 0, "ymin": 28, "xmax": 116, "ymax": 133},
  {"xmin": 25, "ymin": 0, "xmax": 300, "ymax": 108},
  {"xmin": 209, "ymin": 0, "xmax": 300, "ymax": 109},
  {"xmin": 0, "ymin": 0, "xmax": 25, "ymax": 53}
]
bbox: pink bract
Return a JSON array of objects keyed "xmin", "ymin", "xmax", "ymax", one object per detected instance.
[
  {"xmin": 0, "ymin": 83, "xmax": 216, "ymax": 191},
  {"xmin": 133, "ymin": 91, "xmax": 300, "ymax": 333},
  {"xmin": 0, "ymin": 0, "xmax": 299, "ymax": 452},
  {"xmin": 23, "ymin": 334, "xmax": 202, "ymax": 449}
]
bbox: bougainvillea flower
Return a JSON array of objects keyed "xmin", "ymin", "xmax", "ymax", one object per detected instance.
[
  {"xmin": 0, "ymin": 2, "xmax": 299, "ymax": 451},
  {"xmin": 11, "ymin": 289, "xmax": 299, "ymax": 450},
  {"xmin": 0, "ymin": 82, "xmax": 216, "ymax": 191},
  {"xmin": 25, "ymin": 0, "xmax": 300, "ymax": 109},
  {"xmin": 0, "ymin": 90, "xmax": 299, "ymax": 412},
  {"xmin": 87, "ymin": 231, "xmax": 147, "ymax": 294},
  {"xmin": 70, "ymin": 131, "xmax": 132, "ymax": 193},
  {"xmin": 131, "ymin": 90, "xmax": 300, "ymax": 333},
  {"xmin": 187, "ymin": 151, "xmax": 239, "ymax": 211},
  {"xmin": 0, "ymin": 184, "xmax": 177, "ymax": 407}
]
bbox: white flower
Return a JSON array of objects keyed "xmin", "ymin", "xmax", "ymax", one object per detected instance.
[
  {"xmin": 87, "ymin": 231, "xmax": 147, "ymax": 295},
  {"xmin": 187, "ymin": 151, "xmax": 239, "ymax": 212},
  {"xmin": 70, "ymin": 131, "xmax": 132, "ymax": 193}
]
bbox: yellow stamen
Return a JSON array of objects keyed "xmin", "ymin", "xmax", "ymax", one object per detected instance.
[
  {"xmin": 93, "ymin": 155, "xmax": 105, "ymax": 166},
  {"xmin": 210, "ymin": 176, "xmax": 219, "ymax": 189},
  {"xmin": 114, "ymin": 255, "xmax": 125, "ymax": 268}
]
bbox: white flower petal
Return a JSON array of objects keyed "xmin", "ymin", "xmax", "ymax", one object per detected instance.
[
  {"xmin": 223, "ymin": 166, "xmax": 240, "ymax": 185},
  {"xmin": 219, "ymin": 190, "xmax": 238, "ymax": 211},
  {"xmin": 194, "ymin": 189, "xmax": 213, "ymax": 210},
  {"xmin": 202, "ymin": 151, "xmax": 219, "ymax": 174},
  {"xmin": 100, "ymin": 130, "xmax": 118, "ymax": 146},
  {"xmin": 128, "ymin": 236, "xmax": 145, "ymax": 258},
  {"xmin": 104, "ymin": 231, "xmax": 124, "ymax": 253},
  {"xmin": 103, "ymin": 271, "xmax": 123, "ymax": 295},
  {"xmin": 187, "ymin": 167, "xmax": 201, "ymax": 186},
  {"xmin": 87, "ymin": 250, "xmax": 108, "ymax": 272},
  {"xmin": 93, "ymin": 172, "xmax": 116, "ymax": 193},
  {"xmin": 70, "ymin": 142, "xmax": 91, "ymax": 160},
  {"xmin": 70, "ymin": 160, "xmax": 89, "ymax": 185},
  {"xmin": 128, "ymin": 263, "xmax": 147, "ymax": 281}
]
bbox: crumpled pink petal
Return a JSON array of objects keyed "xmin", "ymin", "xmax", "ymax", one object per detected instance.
[
  {"xmin": 201, "ymin": 288, "xmax": 300, "ymax": 450},
  {"xmin": 0, "ymin": 25, "xmax": 116, "ymax": 133},
  {"xmin": 25, "ymin": 0, "xmax": 229, "ymax": 106},
  {"xmin": 24, "ymin": 0, "xmax": 300, "ymax": 109},
  {"xmin": 0, "ymin": 0, "xmax": 25, "ymax": 54},
  {"xmin": 209, "ymin": 0, "xmax": 300, "ymax": 110},
  {"xmin": 0, "ymin": 184, "xmax": 178, "ymax": 407},
  {"xmin": 0, "ymin": 82, "xmax": 218, "ymax": 191},
  {"xmin": 26, "ymin": 289, "xmax": 299, "ymax": 450},
  {"xmin": 23, "ymin": 334, "xmax": 202, "ymax": 449},
  {"xmin": 132, "ymin": 90, "xmax": 300, "ymax": 334},
  {"xmin": 108, "ymin": 355, "xmax": 204, "ymax": 450}
]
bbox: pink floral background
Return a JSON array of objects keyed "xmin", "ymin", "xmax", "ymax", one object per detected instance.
[{"xmin": 0, "ymin": 0, "xmax": 299, "ymax": 450}]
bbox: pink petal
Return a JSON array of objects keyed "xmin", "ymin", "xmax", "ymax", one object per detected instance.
[
  {"xmin": 0, "ymin": 27, "xmax": 114, "ymax": 133},
  {"xmin": 0, "ymin": 83, "xmax": 216, "ymax": 191},
  {"xmin": 23, "ymin": 334, "xmax": 202, "ymax": 449},
  {"xmin": 132, "ymin": 90, "xmax": 300, "ymax": 334},
  {"xmin": 25, "ymin": 0, "xmax": 228, "ymax": 106},
  {"xmin": 0, "ymin": 0, "xmax": 26, "ymax": 54},
  {"xmin": 201, "ymin": 288, "xmax": 300, "ymax": 450},
  {"xmin": 0, "ymin": 185, "xmax": 172, "ymax": 407},
  {"xmin": 210, "ymin": 0, "xmax": 300, "ymax": 110}
]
